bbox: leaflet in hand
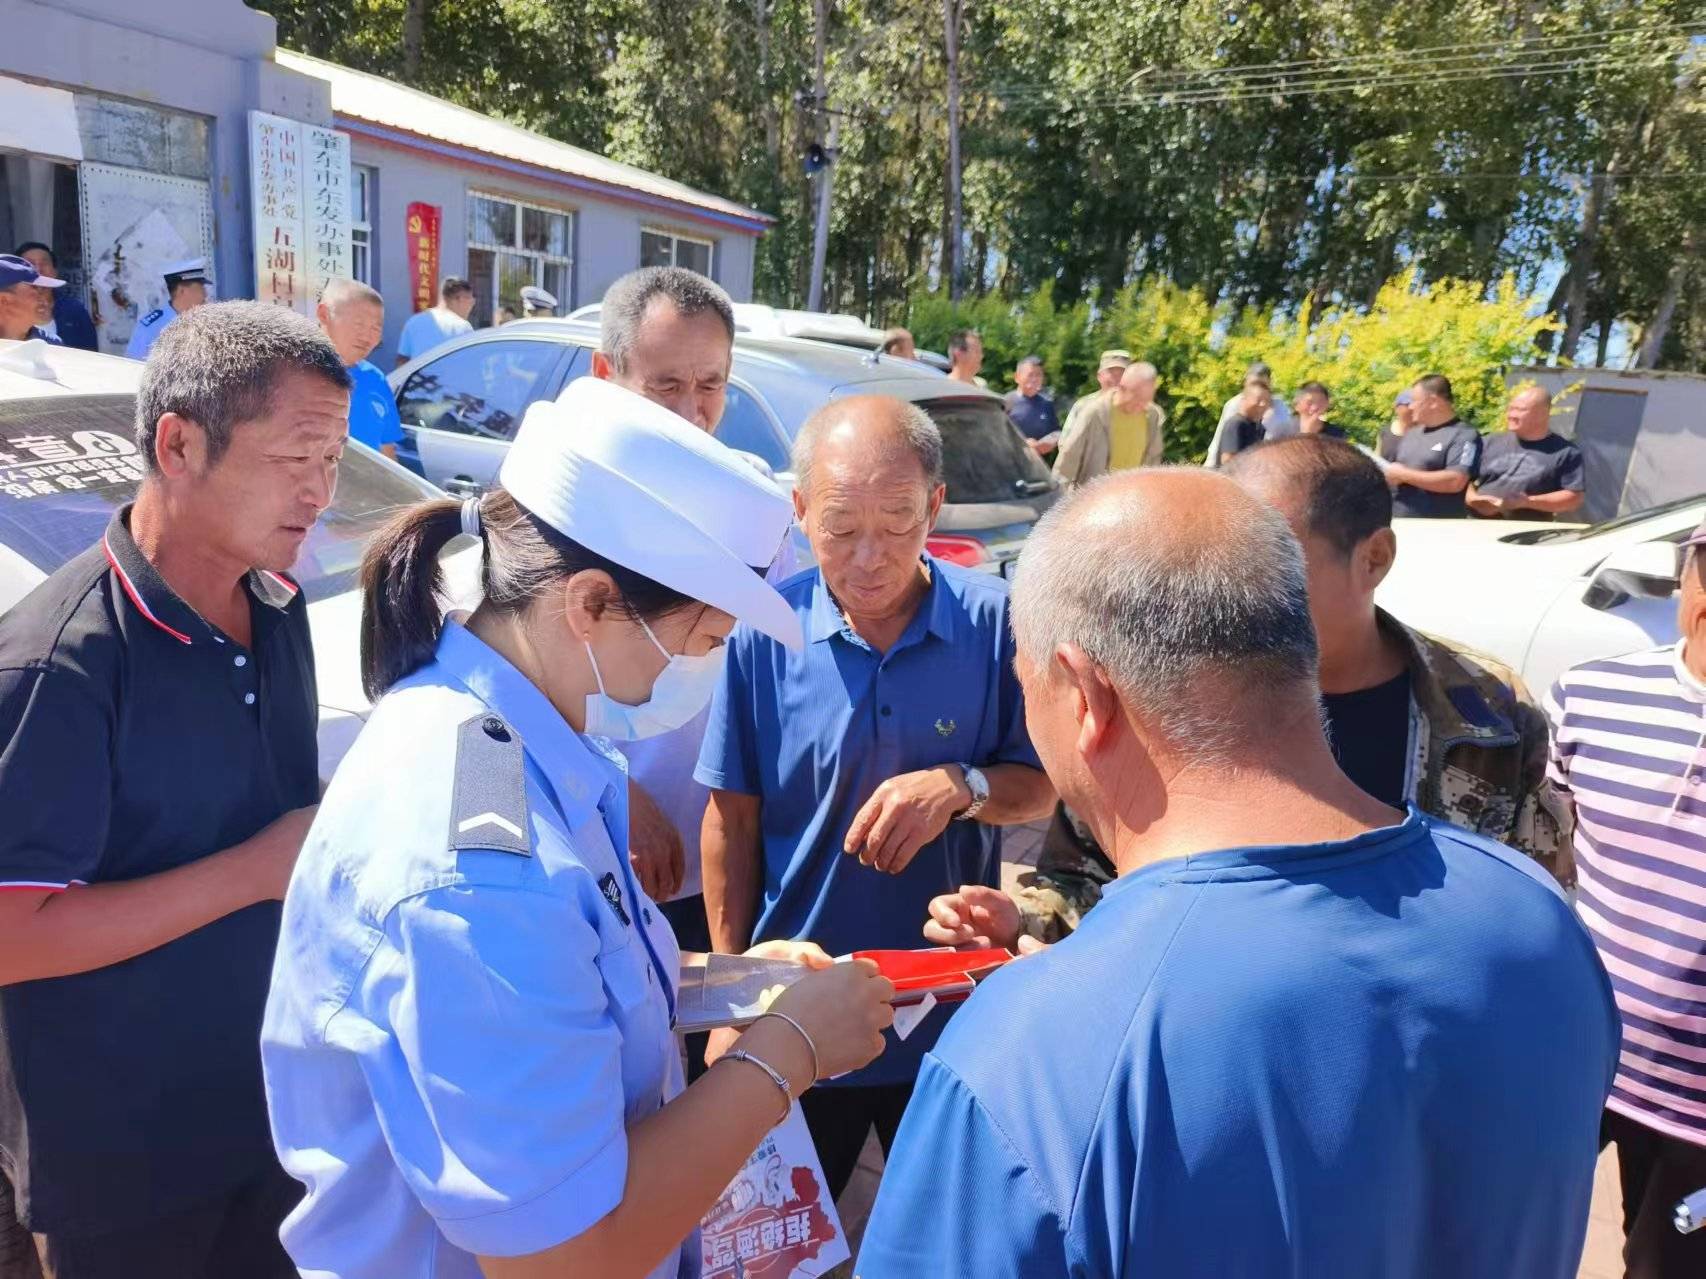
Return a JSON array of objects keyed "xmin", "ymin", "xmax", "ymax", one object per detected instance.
[{"xmin": 701, "ymin": 1108, "xmax": 848, "ymax": 1277}]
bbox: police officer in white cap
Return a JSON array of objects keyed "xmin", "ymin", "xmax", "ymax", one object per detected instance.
[
  {"xmin": 124, "ymin": 258, "xmax": 211, "ymax": 360},
  {"xmin": 519, "ymin": 283, "xmax": 559, "ymax": 318},
  {"xmin": 261, "ymin": 376, "xmax": 893, "ymax": 1278}
]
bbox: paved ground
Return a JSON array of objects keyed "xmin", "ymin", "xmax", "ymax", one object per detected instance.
[{"xmin": 822, "ymin": 815, "xmax": 1630, "ymax": 1277}]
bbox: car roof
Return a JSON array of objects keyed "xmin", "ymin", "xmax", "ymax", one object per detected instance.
[
  {"xmin": 553, "ymin": 304, "xmax": 953, "ymax": 371},
  {"xmin": 488, "ymin": 319, "xmax": 998, "ymax": 401},
  {"xmin": 0, "ymin": 340, "xmax": 143, "ymax": 399}
]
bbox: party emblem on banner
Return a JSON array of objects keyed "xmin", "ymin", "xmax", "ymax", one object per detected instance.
[{"xmin": 701, "ymin": 1109, "xmax": 848, "ymax": 1278}]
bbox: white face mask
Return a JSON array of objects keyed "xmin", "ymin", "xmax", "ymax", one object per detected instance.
[{"xmin": 583, "ymin": 616, "xmax": 726, "ymax": 741}]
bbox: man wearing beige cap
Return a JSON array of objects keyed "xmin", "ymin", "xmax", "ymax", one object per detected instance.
[
  {"xmin": 1054, "ymin": 360, "xmax": 1165, "ymax": 487},
  {"xmin": 1094, "ymin": 348, "xmax": 1131, "ymax": 392}
]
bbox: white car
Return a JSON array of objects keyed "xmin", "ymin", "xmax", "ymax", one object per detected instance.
[
  {"xmin": 0, "ymin": 339, "xmax": 447, "ymax": 782},
  {"xmin": 1378, "ymin": 500, "xmax": 1704, "ymax": 695}
]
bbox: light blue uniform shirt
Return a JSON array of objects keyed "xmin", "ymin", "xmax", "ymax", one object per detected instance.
[
  {"xmin": 397, "ymin": 307, "xmax": 474, "ymax": 362},
  {"xmin": 694, "ymin": 559, "xmax": 1039, "ymax": 1084},
  {"xmin": 123, "ymin": 304, "xmax": 180, "ymax": 360},
  {"xmin": 263, "ymin": 621, "xmax": 689, "ymax": 1278},
  {"xmin": 857, "ymin": 811, "xmax": 1619, "ymax": 1278}
]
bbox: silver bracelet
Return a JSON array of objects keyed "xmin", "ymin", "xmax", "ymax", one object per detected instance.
[
  {"xmin": 722, "ymin": 1049, "xmax": 793, "ymax": 1126},
  {"xmin": 757, "ymin": 1010, "xmax": 821, "ymax": 1082}
]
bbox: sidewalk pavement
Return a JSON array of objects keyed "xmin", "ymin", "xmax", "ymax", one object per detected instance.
[{"xmin": 826, "ymin": 814, "xmax": 1628, "ymax": 1279}]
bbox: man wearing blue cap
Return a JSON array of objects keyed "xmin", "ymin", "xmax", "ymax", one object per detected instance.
[
  {"xmin": 14, "ymin": 244, "xmax": 97, "ymax": 351},
  {"xmin": 0, "ymin": 254, "xmax": 65, "ymax": 345},
  {"xmin": 124, "ymin": 258, "xmax": 210, "ymax": 361},
  {"xmin": 1378, "ymin": 388, "xmax": 1416, "ymax": 461}
]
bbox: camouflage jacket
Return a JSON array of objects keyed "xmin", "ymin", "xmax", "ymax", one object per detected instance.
[{"xmin": 1013, "ymin": 611, "xmax": 1570, "ymax": 943}]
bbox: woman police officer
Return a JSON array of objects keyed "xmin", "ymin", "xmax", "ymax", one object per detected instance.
[{"xmin": 261, "ymin": 377, "xmax": 894, "ymax": 1278}]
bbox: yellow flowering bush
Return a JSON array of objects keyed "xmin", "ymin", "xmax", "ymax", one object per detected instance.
[{"xmin": 909, "ymin": 270, "xmax": 1561, "ymax": 461}]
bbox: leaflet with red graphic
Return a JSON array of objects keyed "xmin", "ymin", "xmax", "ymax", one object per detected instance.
[{"xmin": 700, "ymin": 1108, "xmax": 848, "ymax": 1278}]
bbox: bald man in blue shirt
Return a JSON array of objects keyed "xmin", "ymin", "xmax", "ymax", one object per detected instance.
[
  {"xmin": 316, "ymin": 278, "xmax": 404, "ymax": 459},
  {"xmin": 857, "ymin": 469, "xmax": 1618, "ymax": 1279},
  {"xmin": 696, "ymin": 396, "xmax": 1054, "ymax": 1199}
]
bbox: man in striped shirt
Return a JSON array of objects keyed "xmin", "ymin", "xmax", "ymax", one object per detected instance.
[{"xmin": 1546, "ymin": 519, "xmax": 1706, "ymax": 1278}]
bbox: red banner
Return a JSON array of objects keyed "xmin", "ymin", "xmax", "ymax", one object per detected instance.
[{"xmin": 406, "ymin": 202, "xmax": 441, "ymax": 314}]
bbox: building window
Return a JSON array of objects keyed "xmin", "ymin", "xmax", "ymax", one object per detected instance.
[
  {"xmin": 641, "ymin": 228, "xmax": 714, "ymax": 278},
  {"xmin": 350, "ymin": 165, "xmax": 377, "ymax": 285},
  {"xmin": 466, "ymin": 191, "xmax": 573, "ymax": 327}
]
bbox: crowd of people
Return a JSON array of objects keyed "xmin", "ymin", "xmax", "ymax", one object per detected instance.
[
  {"xmin": 969, "ymin": 342, "xmax": 1589, "ymax": 523},
  {"xmin": 0, "ymin": 263, "xmax": 1700, "ymax": 1279}
]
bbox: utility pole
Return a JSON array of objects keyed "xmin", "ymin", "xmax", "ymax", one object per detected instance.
[
  {"xmin": 944, "ymin": 0, "xmax": 963, "ymax": 300},
  {"xmin": 807, "ymin": 0, "xmax": 832, "ymax": 312}
]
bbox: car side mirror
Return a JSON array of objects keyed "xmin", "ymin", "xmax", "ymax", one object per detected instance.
[{"xmin": 1584, "ymin": 540, "xmax": 1681, "ymax": 611}]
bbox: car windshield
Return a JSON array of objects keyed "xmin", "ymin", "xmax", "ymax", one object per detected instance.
[
  {"xmin": 0, "ymin": 395, "xmax": 440, "ymax": 604},
  {"xmin": 1507, "ymin": 492, "xmax": 1706, "ymax": 545},
  {"xmin": 916, "ymin": 396, "xmax": 1054, "ymax": 505}
]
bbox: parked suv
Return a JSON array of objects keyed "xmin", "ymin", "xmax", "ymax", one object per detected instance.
[{"xmin": 389, "ymin": 320, "xmax": 1056, "ymax": 572}]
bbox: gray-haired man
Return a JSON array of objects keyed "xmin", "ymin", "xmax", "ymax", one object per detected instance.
[
  {"xmin": 592, "ymin": 265, "xmax": 736, "ymax": 433},
  {"xmin": 859, "ymin": 467, "xmax": 1618, "ymax": 1278},
  {"xmin": 585, "ymin": 267, "xmax": 781, "ymax": 1022},
  {"xmin": 0, "ymin": 302, "xmax": 345, "ymax": 1276}
]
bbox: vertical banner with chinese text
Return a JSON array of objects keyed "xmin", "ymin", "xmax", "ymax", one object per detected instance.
[
  {"xmin": 248, "ymin": 111, "xmax": 352, "ymax": 313},
  {"xmin": 407, "ymin": 202, "xmax": 442, "ymax": 314},
  {"xmin": 305, "ymin": 125, "xmax": 353, "ymax": 304}
]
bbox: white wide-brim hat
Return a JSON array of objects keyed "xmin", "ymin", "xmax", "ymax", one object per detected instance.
[{"xmin": 499, "ymin": 376, "xmax": 802, "ymax": 649}]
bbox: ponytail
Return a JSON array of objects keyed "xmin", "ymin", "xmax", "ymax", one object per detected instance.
[
  {"xmin": 359, "ymin": 489, "xmax": 699, "ymax": 702},
  {"xmin": 359, "ymin": 497, "xmax": 464, "ymax": 700}
]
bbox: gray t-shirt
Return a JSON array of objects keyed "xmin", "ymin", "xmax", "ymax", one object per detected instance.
[
  {"xmin": 1392, "ymin": 419, "xmax": 1482, "ymax": 518},
  {"xmin": 1474, "ymin": 432, "xmax": 1584, "ymax": 514}
]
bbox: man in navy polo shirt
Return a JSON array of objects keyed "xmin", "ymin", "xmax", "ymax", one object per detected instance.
[
  {"xmin": 858, "ymin": 468, "xmax": 1619, "ymax": 1278},
  {"xmin": 316, "ymin": 277, "xmax": 403, "ymax": 460},
  {"xmin": 1004, "ymin": 355, "xmax": 1061, "ymax": 460},
  {"xmin": 0, "ymin": 302, "xmax": 348, "ymax": 1277},
  {"xmin": 696, "ymin": 395, "xmax": 1053, "ymax": 1198}
]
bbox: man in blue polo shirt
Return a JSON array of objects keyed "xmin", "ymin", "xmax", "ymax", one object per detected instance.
[
  {"xmin": 316, "ymin": 277, "xmax": 403, "ymax": 459},
  {"xmin": 857, "ymin": 468, "xmax": 1619, "ymax": 1279},
  {"xmin": 696, "ymin": 395, "xmax": 1054, "ymax": 1199}
]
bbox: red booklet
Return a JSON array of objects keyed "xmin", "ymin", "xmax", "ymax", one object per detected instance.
[
  {"xmin": 675, "ymin": 947, "xmax": 1014, "ymax": 1032},
  {"xmin": 849, "ymin": 948, "xmax": 1014, "ymax": 1005}
]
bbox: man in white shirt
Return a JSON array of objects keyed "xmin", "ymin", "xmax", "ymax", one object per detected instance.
[{"xmin": 394, "ymin": 276, "xmax": 475, "ymax": 366}]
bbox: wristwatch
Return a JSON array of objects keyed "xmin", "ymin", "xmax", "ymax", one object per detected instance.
[{"xmin": 955, "ymin": 764, "xmax": 990, "ymax": 821}]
